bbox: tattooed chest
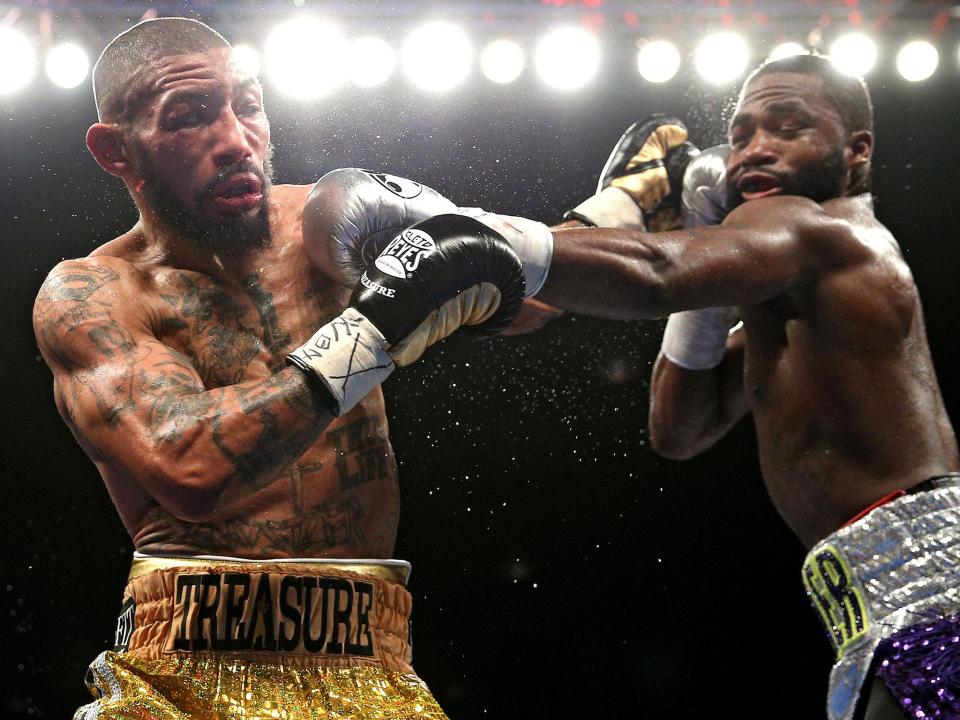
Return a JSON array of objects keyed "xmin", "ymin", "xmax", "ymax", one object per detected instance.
[{"xmin": 153, "ymin": 271, "xmax": 339, "ymax": 388}]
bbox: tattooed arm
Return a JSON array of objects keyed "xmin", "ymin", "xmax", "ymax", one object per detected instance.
[{"xmin": 33, "ymin": 257, "xmax": 335, "ymax": 523}]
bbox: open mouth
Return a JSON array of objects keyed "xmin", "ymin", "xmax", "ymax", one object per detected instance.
[
  {"xmin": 208, "ymin": 174, "xmax": 263, "ymax": 211},
  {"xmin": 738, "ymin": 172, "xmax": 783, "ymax": 201}
]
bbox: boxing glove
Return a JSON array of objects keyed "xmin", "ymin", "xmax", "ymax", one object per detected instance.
[
  {"xmin": 304, "ymin": 168, "xmax": 553, "ymax": 298},
  {"xmin": 567, "ymin": 115, "xmax": 699, "ymax": 231},
  {"xmin": 681, "ymin": 144, "xmax": 731, "ymax": 228},
  {"xmin": 289, "ymin": 214, "xmax": 525, "ymax": 415},
  {"xmin": 303, "ymin": 169, "xmax": 457, "ymax": 286}
]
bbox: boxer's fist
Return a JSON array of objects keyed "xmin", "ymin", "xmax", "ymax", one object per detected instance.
[
  {"xmin": 567, "ymin": 115, "xmax": 699, "ymax": 231},
  {"xmin": 353, "ymin": 213, "xmax": 525, "ymax": 365},
  {"xmin": 682, "ymin": 144, "xmax": 731, "ymax": 228},
  {"xmin": 305, "ymin": 168, "xmax": 554, "ymax": 298},
  {"xmin": 288, "ymin": 214, "xmax": 524, "ymax": 414},
  {"xmin": 303, "ymin": 168, "xmax": 457, "ymax": 286}
]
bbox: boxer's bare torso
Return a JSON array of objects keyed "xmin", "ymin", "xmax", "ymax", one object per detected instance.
[
  {"xmin": 34, "ymin": 184, "xmax": 400, "ymax": 559},
  {"xmin": 734, "ymin": 196, "xmax": 956, "ymax": 545},
  {"xmin": 543, "ymin": 70, "xmax": 959, "ymax": 548},
  {"xmin": 544, "ymin": 193, "xmax": 958, "ymax": 548}
]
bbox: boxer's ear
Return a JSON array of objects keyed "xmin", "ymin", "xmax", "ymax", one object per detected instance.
[
  {"xmin": 847, "ymin": 129, "xmax": 873, "ymax": 168},
  {"xmin": 86, "ymin": 123, "xmax": 136, "ymax": 179}
]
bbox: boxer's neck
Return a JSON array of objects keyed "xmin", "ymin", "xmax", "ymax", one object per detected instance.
[{"xmin": 130, "ymin": 208, "xmax": 269, "ymax": 283}]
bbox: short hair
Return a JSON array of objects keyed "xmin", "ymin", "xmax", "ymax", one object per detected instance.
[
  {"xmin": 740, "ymin": 54, "xmax": 874, "ymax": 136},
  {"xmin": 93, "ymin": 17, "xmax": 230, "ymax": 123}
]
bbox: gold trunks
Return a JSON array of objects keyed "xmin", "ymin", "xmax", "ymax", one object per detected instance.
[{"xmin": 74, "ymin": 554, "xmax": 448, "ymax": 720}]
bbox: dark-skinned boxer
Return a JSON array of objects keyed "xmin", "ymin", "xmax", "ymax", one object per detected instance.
[
  {"xmin": 345, "ymin": 59, "xmax": 959, "ymax": 719},
  {"xmin": 551, "ymin": 59, "xmax": 960, "ymax": 720}
]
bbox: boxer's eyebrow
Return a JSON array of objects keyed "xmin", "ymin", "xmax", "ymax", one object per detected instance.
[
  {"xmin": 765, "ymin": 100, "xmax": 816, "ymax": 122},
  {"xmin": 234, "ymin": 77, "xmax": 261, "ymax": 96},
  {"xmin": 730, "ymin": 113, "xmax": 752, "ymax": 132}
]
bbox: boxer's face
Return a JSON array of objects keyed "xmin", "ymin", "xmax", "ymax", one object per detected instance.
[
  {"xmin": 125, "ymin": 48, "xmax": 274, "ymax": 254},
  {"xmin": 725, "ymin": 72, "xmax": 848, "ymax": 209}
]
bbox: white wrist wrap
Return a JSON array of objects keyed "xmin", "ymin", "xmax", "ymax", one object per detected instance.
[
  {"xmin": 566, "ymin": 186, "xmax": 647, "ymax": 231},
  {"xmin": 457, "ymin": 208, "xmax": 554, "ymax": 298},
  {"xmin": 661, "ymin": 307, "xmax": 739, "ymax": 370},
  {"xmin": 287, "ymin": 308, "xmax": 395, "ymax": 416}
]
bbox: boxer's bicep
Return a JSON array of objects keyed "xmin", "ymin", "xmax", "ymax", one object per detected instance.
[
  {"xmin": 656, "ymin": 197, "xmax": 842, "ymax": 309},
  {"xmin": 656, "ymin": 226, "xmax": 804, "ymax": 309},
  {"xmin": 34, "ymin": 266, "xmax": 207, "ymax": 472}
]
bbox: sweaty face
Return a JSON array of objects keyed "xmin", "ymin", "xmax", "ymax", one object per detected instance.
[
  {"xmin": 126, "ymin": 48, "xmax": 274, "ymax": 255},
  {"xmin": 725, "ymin": 72, "xmax": 848, "ymax": 209}
]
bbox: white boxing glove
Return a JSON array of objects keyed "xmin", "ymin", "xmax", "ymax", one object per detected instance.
[
  {"xmin": 661, "ymin": 144, "xmax": 739, "ymax": 370},
  {"xmin": 303, "ymin": 168, "xmax": 553, "ymax": 298},
  {"xmin": 682, "ymin": 144, "xmax": 731, "ymax": 228}
]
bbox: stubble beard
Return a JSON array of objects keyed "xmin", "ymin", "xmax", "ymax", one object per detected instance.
[
  {"xmin": 726, "ymin": 144, "xmax": 846, "ymax": 210},
  {"xmin": 131, "ymin": 141, "xmax": 276, "ymax": 257}
]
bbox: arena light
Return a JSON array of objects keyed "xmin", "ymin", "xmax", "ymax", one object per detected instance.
[
  {"xmin": 534, "ymin": 26, "xmax": 600, "ymax": 91},
  {"xmin": 480, "ymin": 39, "xmax": 525, "ymax": 85},
  {"xmin": 231, "ymin": 44, "xmax": 261, "ymax": 78},
  {"xmin": 350, "ymin": 36, "xmax": 396, "ymax": 88},
  {"xmin": 637, "ymin": 40, "xmax": 680, "ymax": 83},
  {"xmin": 0, "ymin": 27, "xmax": 37, "ymax": 95},
  {"xmin": 694, "ymin": 32, "xmax": 750, "ymax": 85},
  {"xmin": 768, "ymin": 42, "xmax": 807, "ymax": 62},
  {"xmin": 264, "ymin": 18, "xmax": 348, "ymax": 99},
  {"xmin": 401, "ymin": 21, "xmax": 472, "ymax": 93},
  {"xmin": 829, "ymin": 33, "xmax": 877, "ymax": 77},
  {"xmin": 45, "ymin": 42, "xmax": 90, "ymax": 89},
  {"xmin": 896, "ymin": 40, "xmax": 938, "ymax": 82}
]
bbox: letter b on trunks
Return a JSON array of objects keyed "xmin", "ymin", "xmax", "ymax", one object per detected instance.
[{"xmin": 802, "ymin": 545, "xmax": 869, "ymax": 656}]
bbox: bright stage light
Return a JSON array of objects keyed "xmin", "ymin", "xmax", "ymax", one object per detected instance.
[
  {"xmin": 829, "ymin": 33, "xmax": 877, "ymax": 77},
  {"xmin": 264, "ymin": 18, "xmax": 348, "ymax": 99},
  {"xmin": 231, "ymin": 44, "xmax": 261, "ymax": 78},
  {"xmin": 534, "ymin": 26, "xmax": 600, "ymax": 91},
  {"xmin": 897, "ymin": 40, "xmax": 938, "ymax": 82},
  {"xmin": 768, "ymin": 42, "xmax": 807, "ymax": 62},
  {"xmin": 350, "ymin": 37, "xmax": 396, "ymax": 88},
  {"xmin": 401, "ymin": 22, "xmax": 472, "ymax": 92},
  {"xmin": 45, "ymin": 42, "xmax": 89, "ymax": 89},
  {"xmin": 637, "ymin": 40, "xmax": 680, "ymax": 83},
  {"xmin": 695, "ymin": 32, "xmax": 750, "ymax": 85},
  {"xmin": 0, "ymin": 27, "xmax": 37, "ymax": 95},
  {"xmin": 481, "ymin": 39, "xmax": 525, "ymax": 85}
]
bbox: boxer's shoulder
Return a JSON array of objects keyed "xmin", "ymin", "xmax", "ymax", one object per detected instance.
[
  {"xmin": 726, "ymin": 194, "xmax": 885, "ymax": 267},
  {"xmin": 36, "ymin": 252, "xmax": 146, "ymax": 312},
  {"xmin": 269, "ymin": 183, "xmax": 312, "ymax": 225},
  {"xmin": 270, "ymin": 182, "xmax": 312, "ymax": 208}
]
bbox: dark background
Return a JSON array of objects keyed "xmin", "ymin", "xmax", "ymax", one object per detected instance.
[{"xmin": 3, "ymin": 1, "xmax": 960, "ymax": 718}]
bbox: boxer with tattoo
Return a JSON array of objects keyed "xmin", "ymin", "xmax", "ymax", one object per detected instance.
[{"xmin": 32, "ymin": 18, "xmax": 535, "ymax": 720}]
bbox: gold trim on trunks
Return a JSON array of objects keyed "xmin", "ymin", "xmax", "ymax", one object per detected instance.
[{"xmin": 128, "ymin": 552, "xmax": 411, "ymax": 584}]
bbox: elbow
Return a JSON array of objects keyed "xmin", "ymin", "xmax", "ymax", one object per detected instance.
[
  {"xmin": 140, "ymin": 457, "xmax": 224, "ymax": 523},
  {"xmin": 647, "ymin": 398, "xmax": 707, "ymax": 461},
  {"xmin": 648, "ymin": 423, "xmax": 703, "ymax": 461}
]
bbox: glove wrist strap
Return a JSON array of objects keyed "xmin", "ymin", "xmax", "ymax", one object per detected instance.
[
  {"xmin": 564, "ymin": 187, "xmax": 647, "ymax": 231},
  {"xmin": 287, "ymin": 308, "xmax": 395, "ymax": 416},
  {"xmin": 457, "ymin": 209, "xmax": 554, "ymax": 298},
  {"xmin": 661, "ymin": 307, "xmax": 739, "ymax": 370}
]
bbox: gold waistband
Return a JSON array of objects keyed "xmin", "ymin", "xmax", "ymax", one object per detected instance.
[{"xmin": 128, "ymin": 553, "xmax": 411, "ymax": 585}]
